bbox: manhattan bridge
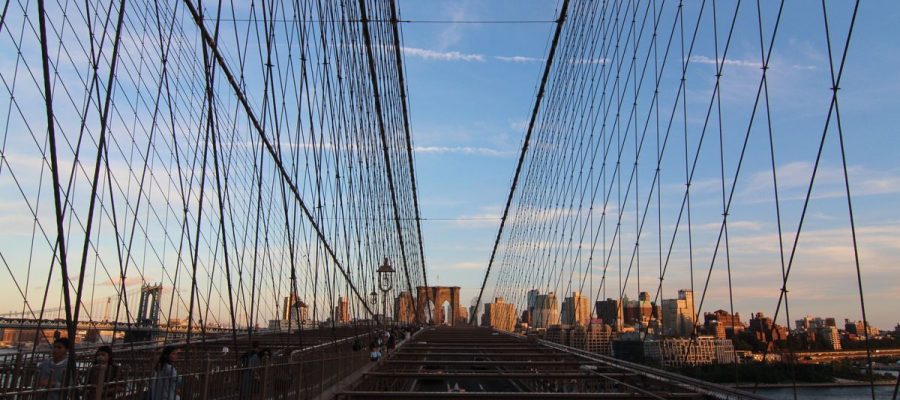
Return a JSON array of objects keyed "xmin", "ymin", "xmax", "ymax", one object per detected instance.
[{"xmin": 0, "ymin": 0, "xmax": 896, "ymax": 399}]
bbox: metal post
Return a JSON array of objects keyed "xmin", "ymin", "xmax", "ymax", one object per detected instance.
[
  {"xmin": 200, "ymin": 356, "xmax": 210, "ymax": 400},
  {"xmin": 260, "ymin": 357, "xmax": 269, "ymax": 400}
]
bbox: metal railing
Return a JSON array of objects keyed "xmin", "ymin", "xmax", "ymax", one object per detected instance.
[{"xmin": 1, "ymin": 331, "xmax": 378, "ymax": 400}]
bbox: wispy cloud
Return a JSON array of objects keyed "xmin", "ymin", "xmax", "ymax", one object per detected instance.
[
  {"xmin": 695, "ymin": 220, "xmax": 763, "ymax": 231},
  {"xmin": 568, "ymin": 57, "xmax": 608, "ymax": 65},
  {"xmin": 437, "ymin": 3, "xmax": 467, "ymax": 49},
  {"xmin": 496, "ymin": 55, "xmax": 544, "ymax": 63},
  {"xmin": 414, "ymin": 146, "xmax": 515, "ymax": 157},
  {"xmin": 509, "ymin": 120, "xmax": 528, "ymax": 131},
  {"xmin": 402, "ymin": 46, "xmax": 485, "ymax": 62},
  {"xmin": 690, "ymin": 55, "xmax": 762, "ymax": 69},
  {"xmin": 689, "ymin": 55, "xmax": 816, "ymax": 70},
  {"xmin": 449, "ymin": 210, "xmax": 503, "ymax": 228},
  {"xmin": 743, "ymin": 161, "xmax": 900, "ymax": 200}
]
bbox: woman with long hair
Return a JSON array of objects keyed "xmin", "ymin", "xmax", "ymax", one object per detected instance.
[
  {"xmin": 85, "ymin": 346, "xmax": 119, "ymax": 400},
  {"xmin": 149, "ymin": 346, "xmax": 182, "ymax": 400}
]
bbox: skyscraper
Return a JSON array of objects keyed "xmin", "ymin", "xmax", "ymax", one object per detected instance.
[
  {"xmin": 482, "ymin": 297, "xmax": 517, "ymax": 332},
  {"xmin": 662, "ymin": 289, "xmax": 695, "ymax": 337},
  {"xmin": 335, "ymin": 296, "xmax": 350, "ymax": 323},
  {"xmin": 703, "ymin": 309, "xmax": 745, "ymax": 338},
  {"xmin": 526, "ymin": 289, "xmax": 540, "ymax": 311},
  {"xmin": 561, "ymin": 291, "xmax": 590, "ymax": 326},
  {"xmin": 622, "ymin": 292, "xmax": 660, "ymax": 327},
  {"xmin": 274, "ymin": 293, "xmax": 309, "ymax": 331},
  {"xmin": 533, "ymin": 292, "xmax": 560, "ymax": 328},
  {"xmin": 283, "ymin": 293, "xmax": 309, "ymax": 323},
  {"xmin": 595, "ymin": 298, "xmax": 623, "ymax": 330}
]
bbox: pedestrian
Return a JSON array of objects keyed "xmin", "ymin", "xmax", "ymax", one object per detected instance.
[
  {"xmin": 149, "ymin": 345, "xmax": 183, "ymax": 400},
  {"xmin": 239, "ymin": 341, "xmax": 261, "ymax": 400},
  {"xmin": 85, "ymin": 345, "xmax": 120, "ymax": 400},
  {"xmin": 369, "ymin": 345, "xmax": 382, "ymax": 362},
  {"xmin": 35, "ymin": 337, "xmax": 70, "ymax": 400}
]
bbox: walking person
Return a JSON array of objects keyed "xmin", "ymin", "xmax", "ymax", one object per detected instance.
[
  {"xmin": 239, "ymin": 341, "xmax": 261, "ymax": 400},
  {"xmin": 149, "ymin": 346, "xmax": 183, "ymax": 400},
  {"xmin": 85, "ymin": 346, "xmax": 120, "ymax": 400},
  {"xmin": 35, "ymin": 338, "xmax": 70, "ymax": 400},
  {"xmin": 369, "ymin": 345, "xmax": 382, "ymax": 362}
]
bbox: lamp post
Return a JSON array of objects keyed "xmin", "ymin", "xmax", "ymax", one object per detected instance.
[{"xmin": 376, "ymin": 257, "xmax": 395, "ymax": 326}]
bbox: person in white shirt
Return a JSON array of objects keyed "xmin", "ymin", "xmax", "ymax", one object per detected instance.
[{"xmin": 36, "ymin": 338, "xmax": 70, "ymax": 400}]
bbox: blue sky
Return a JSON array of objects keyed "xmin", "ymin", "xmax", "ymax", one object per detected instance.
[
  {"xmin": 397, "ymin": 0, "xmax": 900, "ymax": 328},
  {"xmin": 0, "ymin": 0, "xmax": 897, "ymax": 330}
]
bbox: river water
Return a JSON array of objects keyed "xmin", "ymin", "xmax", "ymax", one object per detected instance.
[{"xmin": 755, "ymin": 385, "xmax": 897, "ymax": 399}]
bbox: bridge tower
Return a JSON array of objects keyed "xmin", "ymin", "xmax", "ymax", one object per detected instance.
[
  {"xmin": 126, "ymin": 284, "xmax": 162, "ymax": 343},
  {"xmin": 416, "ymin": 286, "xmax": 462, "ymax": 326},
  {"xmin": 136, "ymin": 283, "xmax": 163, "ymax": 326}
]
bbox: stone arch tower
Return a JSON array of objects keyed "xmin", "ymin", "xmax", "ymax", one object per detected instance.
[{"xmin": 416, "ymin": 286, "xmax": 461, "ymax": 326}]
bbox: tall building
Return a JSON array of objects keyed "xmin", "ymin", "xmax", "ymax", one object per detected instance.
[
  {"xmin": 623, "ymin": 292, "xmax": 660, "ymax": 327},
  {"xmin": 457, "ymin": 306, "xmax": 469, "ymax": 326},
  {"xmin": 845, "ymin": 319, "xmax": 879, "ymax": 338},
  {"xmin": 282, "ymin": 293, "xmax": 309, "ymax": 324},
  {"xmin": 703, "ymin": 310, "xmax": 745, "ymax": 338},
  {"xmin": 271, "ymin": 293, "xmax": 309, "ymax": 332},
  {"xmin": 595, "ymin": 298, "xmax": 623, "ymax": 330},
  {"xmin": 748, "ymin": 312, "xmax": 787, "ymax": 350},
  {"xmin": 533, "ymin": 292, "xmax": 560, "ymax": 328},
  {"xmin": 795, "ymin": 315, "xmax": 827, "ymax": 331},
  {"xmin": 334, "ymin": 296, "xmax": 350, "ymax": 323},
  {"xmin": 481, "ymin": 297, "xmax": 517, "ymax": 332},
  {"xmin": 817, "ymin": 326, "xmax": 842, "ymax": 350},
  {"xmin": 526, "ymin": 289, "xmax": 540, "ymax": 311},
  {"xmin": 662, "ymin": 289, "xmax": 695, "ymax": 337},
  {"xmin": 561, "ymin": 292, "xmax": 591, "ymax": 326},
  {"xmin": 520, "ymin": 309, "xmax": 533, "ymax": 327}
]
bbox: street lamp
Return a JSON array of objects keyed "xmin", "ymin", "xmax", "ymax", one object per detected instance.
[
  {"xmin": 369, "ymin": 290, "xmax": 378, "ymax": 327},
  {"xmin": 377, "ymin": 257, "xmax": 395, "ymax": 325}
]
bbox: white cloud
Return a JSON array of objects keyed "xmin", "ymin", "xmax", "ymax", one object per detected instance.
[
  {"xmin": 695, "ymin": 220, "xmax": 763, "ymax": 231},
  {"xmin": 690, "ymin": 55, "xmax": 762, "ymax": 69},
  {"xmin": 743, "ymin": 161, "xmax": 900, "ymax": 201},
  {"xmin": 437, "ymin": 3, "xmax": 467, "ymax": 49},
  {"xmin": 689, "ymin": 55, "xmax": 816, "ymax": 70},
  {"xmin": 509, "ymin": 120, "xmax": 528, "ymax": 131},
  {"xmin": 495, "ymin": 55, "xmax": 544, "ymax": 63},
  {"xmin": 448, "ymin": 208, "xmax": 503, "ymax": 228},
  {"xmin": 568, "ymin": 57, "xmax": 608, "ymax": 65},
  {"xmin": 414, "ymin": 145, "xmax": 515, "ymax": 157},
  {"xmin": 401, "ymin": 47, "xmax": 485, "ymax": 62}
]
